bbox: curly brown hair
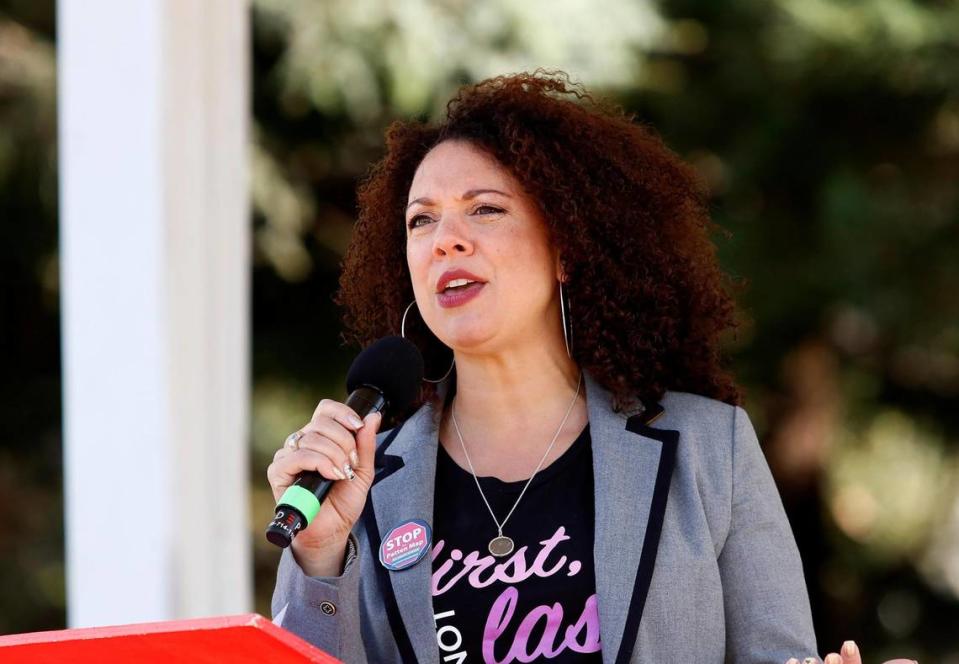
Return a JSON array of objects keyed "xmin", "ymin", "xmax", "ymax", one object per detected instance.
[{"xmin": 336, "ymin": 69, "xmax": 744, "ymax": 418}]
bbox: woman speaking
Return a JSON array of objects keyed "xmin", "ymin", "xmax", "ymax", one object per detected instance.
[{"xmin": 267, "ymin": 70, "xmax": 897, "ymax": 664}]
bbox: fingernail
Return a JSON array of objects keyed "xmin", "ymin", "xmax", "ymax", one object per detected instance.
[
  {"xmin": 333, "ymin": 467, "xmax": 347, "ymax": 480},
  {"xmin": 824, "ymin": 654, "xmax": 841, "ymax": 664},
  {"xmin": 343, "ymin": 463, "xmax": 355, "ymax": 480},
  {"xmin": 842, "ymin": 641, "xmax": 857, "ymax": 657},
  {"xmin": 786, "ymin": 659, "xmax": 800, "ymax": 664},
  {"xmin": 348, "ymin": 415, "xmax": 363, "ymax": 429},
  {"xmin": 350, "ymin": 450, "xmax": 359, "ymax": 466}
]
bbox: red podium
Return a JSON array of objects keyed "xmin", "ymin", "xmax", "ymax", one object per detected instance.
[{"xmin": 0, "ymin": 613, "xmax": 340, "ymax": 663}]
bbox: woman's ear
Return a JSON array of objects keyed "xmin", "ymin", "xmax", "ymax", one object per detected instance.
[{"xmin": 555, "ymin": 254, "xmax": 567, "ymax": 283}]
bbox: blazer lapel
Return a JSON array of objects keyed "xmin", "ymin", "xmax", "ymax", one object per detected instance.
[
  {"xmin": 586, "ymin": 372, "xmax": 679, "ymax": 664},
  {"xmin": 364, "ymin": 385, "xmax": 447, "ymax": 664}
]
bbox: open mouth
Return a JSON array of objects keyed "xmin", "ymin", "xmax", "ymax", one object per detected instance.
[
  {"xmin": 442, "ymin": 278, "xmax": 480, "ymax": 292},
  {"xmin": 437, "ymin": 281, "xmax": 485, "ymax": 307}
]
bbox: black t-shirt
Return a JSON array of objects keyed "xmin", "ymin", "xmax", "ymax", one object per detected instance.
[{"xmin": 431, "ymin": 423, "xmax": 603, "ymax": 662}]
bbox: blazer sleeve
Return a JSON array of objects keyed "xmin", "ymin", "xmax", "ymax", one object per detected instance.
[
  {"xmin": 271, "ymin": 532, "xmax": 369, "ymax": 664},
  {"xmin": 718, "ymin": 405, "xmax": 820, "ymax": 664}
]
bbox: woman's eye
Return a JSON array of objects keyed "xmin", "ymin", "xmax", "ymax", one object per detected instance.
[
  {"xmin": 407, "ymin": 206, "xmax": 503, "ymax": 230},
  {"xmin": 408, "ymin": 215, "xmax": 431, "ymax": 229}
]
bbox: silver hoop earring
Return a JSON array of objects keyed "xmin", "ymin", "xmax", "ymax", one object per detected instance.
[
  {"xmin": 401, "ymin": 299, "xmax": 455, "ymax": 383},
  {"xmin": 560, "ymin": 281, "xmax": 573, "ymax": 359}
]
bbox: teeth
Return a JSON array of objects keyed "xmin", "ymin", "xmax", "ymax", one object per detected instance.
[{"xmin": 445, "ymin": 278, "xmax": 476, "ymax": 289}]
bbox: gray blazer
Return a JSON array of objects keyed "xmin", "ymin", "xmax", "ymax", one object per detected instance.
[{"xmin": 272, "ymin": 371, "xmax": 820, "ymax": 663}]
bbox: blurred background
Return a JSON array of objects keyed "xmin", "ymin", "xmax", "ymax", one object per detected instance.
[{"xmin": 1, "ymin": 0, "xmax": 957, "ymax": 661}]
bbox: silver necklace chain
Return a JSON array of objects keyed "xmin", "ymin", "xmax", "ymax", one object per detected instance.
[{"xmin": 450, "ymin": 372, "xmax": 583, "ymax": 550}]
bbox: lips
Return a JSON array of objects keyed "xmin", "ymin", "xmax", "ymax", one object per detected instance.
[
  {"xmin": 435, "ymin": 268, "xmax": 487, "ymax": 293},
  {"xmin": 437, "ymin": 281, "xmax": 485, "ymax": 308}
]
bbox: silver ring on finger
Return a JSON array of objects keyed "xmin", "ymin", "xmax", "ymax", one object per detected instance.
[{"xmin": 284, "ymin": 430, "xmax": 305, "ymax": 451}]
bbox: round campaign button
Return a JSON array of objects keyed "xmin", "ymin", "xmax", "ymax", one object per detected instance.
[{"xmin": 379, "ymin": 519, "xmax": 432, "ymax": 571}]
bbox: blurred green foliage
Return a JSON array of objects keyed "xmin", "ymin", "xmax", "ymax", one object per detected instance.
[{"xmin": 2, "ymin": 0, "xmax": 957, "ymax": 659}]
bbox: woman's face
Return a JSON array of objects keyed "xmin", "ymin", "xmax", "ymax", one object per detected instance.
[{"xmin": 405, "ymin": 140, "xmax": 563, "ymax": 356}]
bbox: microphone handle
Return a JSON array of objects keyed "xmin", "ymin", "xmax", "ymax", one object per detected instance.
[{"xmin": 265, "ymin": 386, "xmax": 386, "ymax": 548}]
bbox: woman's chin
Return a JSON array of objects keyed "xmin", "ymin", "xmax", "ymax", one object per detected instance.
[{"xmin": 436, "ymin": 324, "xmax": 496, "ymax": 352}]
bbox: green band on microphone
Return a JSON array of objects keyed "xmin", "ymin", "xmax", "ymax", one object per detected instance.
[{"xmin": 277, "ymin": 485, "xmax": 322, "ymax": 524}]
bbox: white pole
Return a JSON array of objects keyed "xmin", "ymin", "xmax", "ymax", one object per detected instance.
[{"xmin": 59, "ymin": 0, "xmax": 251, "ymax": 626}]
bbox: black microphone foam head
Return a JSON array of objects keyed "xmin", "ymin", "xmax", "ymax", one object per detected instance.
[{"xmin": 346, "ymin": 336, "xmax": 425, "ymax": 413}]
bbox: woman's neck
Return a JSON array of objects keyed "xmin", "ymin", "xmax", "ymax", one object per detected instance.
[{"xmin": 438, "ymin": 343, "xmax": 588, "ymax": 480}]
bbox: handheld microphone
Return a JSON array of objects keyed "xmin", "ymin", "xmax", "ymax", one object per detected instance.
[{"xmin": 265, "ymin": 336, "xmax": 425, "ymax": 548}]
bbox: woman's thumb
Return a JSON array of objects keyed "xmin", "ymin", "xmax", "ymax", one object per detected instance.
[{"xmin": 356, "ymin": 411, "xmax": 382, "ymax": 469}]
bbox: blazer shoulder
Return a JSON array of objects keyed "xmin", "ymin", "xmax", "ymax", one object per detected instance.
[
  {"xmin": 659, "ymin": 389, "xmax": 740, "ymax": 432},
  {"xmin": 656, "ymin": 389, "xmax": 746, "ymax": 477}
]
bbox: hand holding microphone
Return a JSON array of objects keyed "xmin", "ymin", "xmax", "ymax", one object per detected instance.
[
  {"xmin": 266, "ymin": 402, "xmax": 382, "ymax": 573},
  {"xmin": 264, "ymin": 336, "xmax": 425, "ymax": 573}
]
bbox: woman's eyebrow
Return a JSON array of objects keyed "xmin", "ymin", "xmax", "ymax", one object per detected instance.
[{"xmin": 406, "ymin": 188, "xmax": 512, "ymax": 211}]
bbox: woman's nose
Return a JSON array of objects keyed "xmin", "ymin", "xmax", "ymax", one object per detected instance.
[{"xmin": 432, "ymin": 215, "xmax": 474, "ymax": 257}]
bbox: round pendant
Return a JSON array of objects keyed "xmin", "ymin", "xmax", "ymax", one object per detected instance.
[{"xmin": 488, "ymin": 535, "xmax": 515, "ymax": 557}]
